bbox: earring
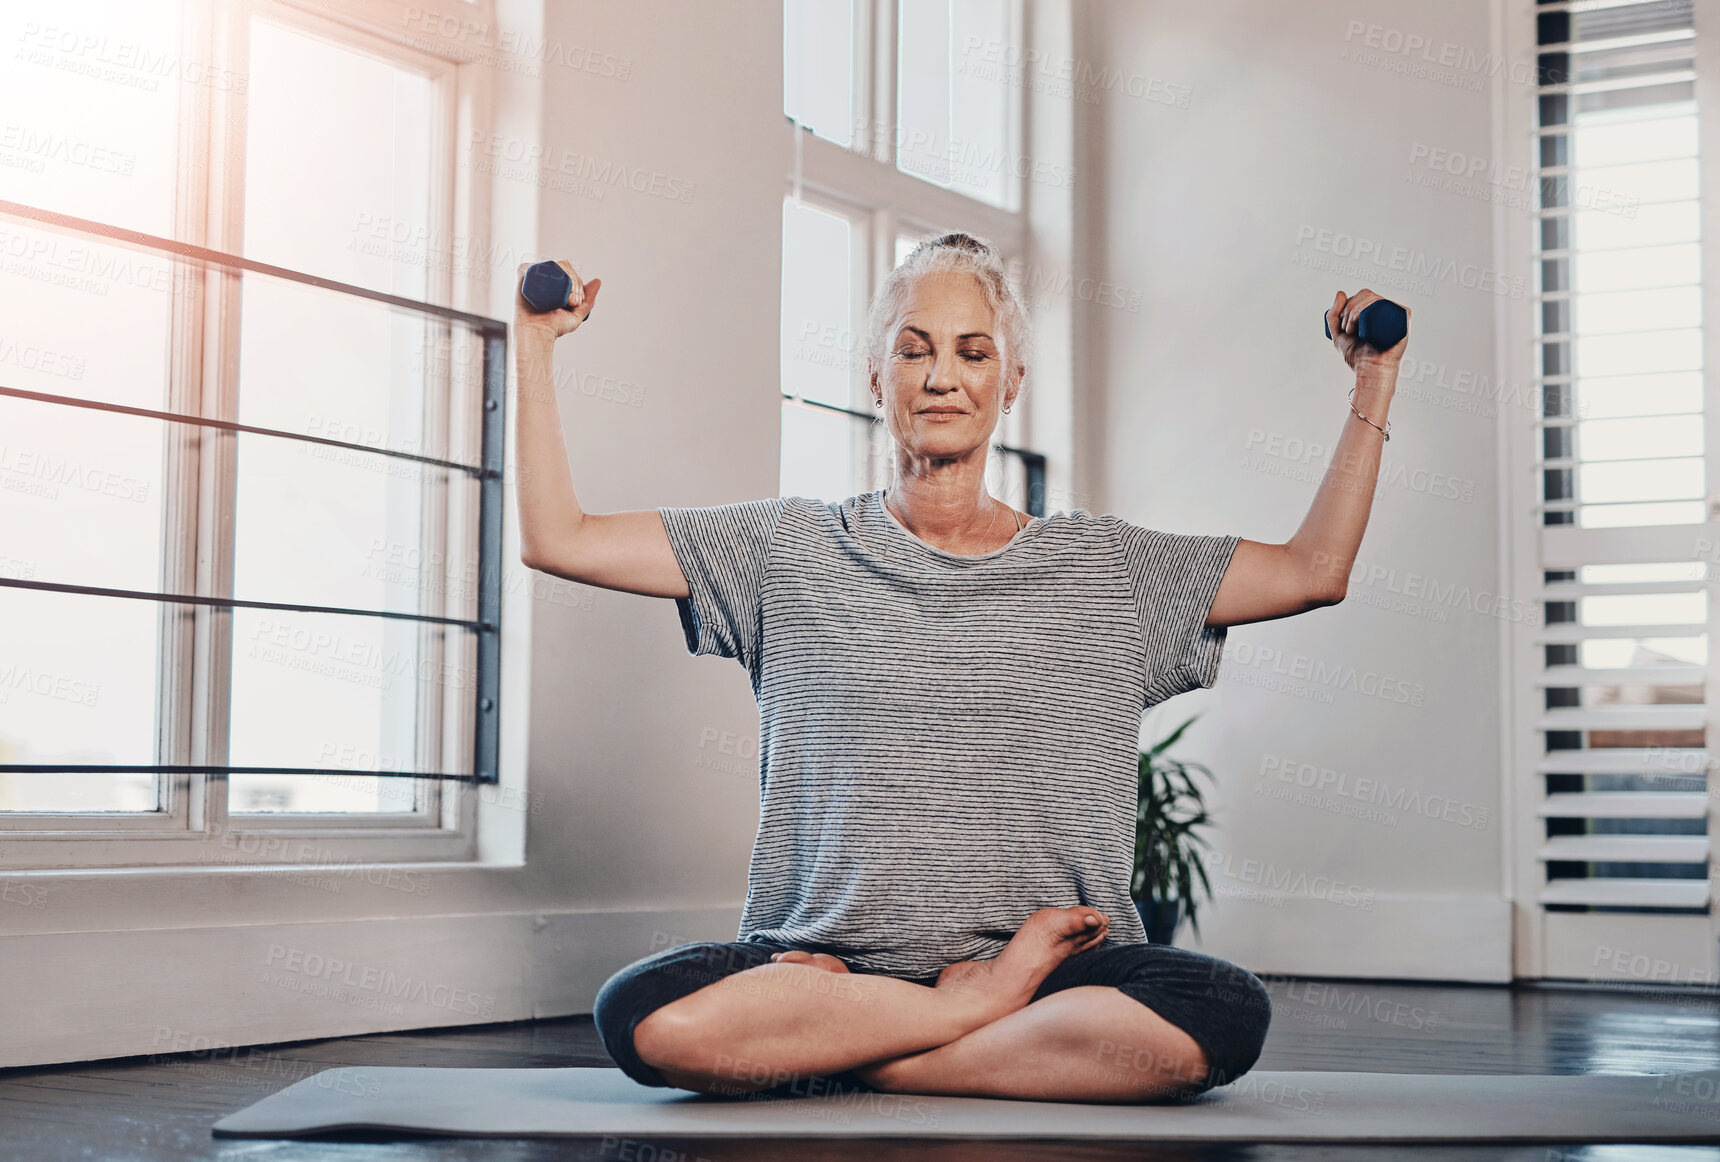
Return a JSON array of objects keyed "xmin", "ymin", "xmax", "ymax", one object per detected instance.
[
  {"xmin": 1002, "ymin": 404, "xmax": 1012, "ymax": 414},
  {"xmin": 873, "ymin": 397, "xmax": 882, "ymax": 408}
]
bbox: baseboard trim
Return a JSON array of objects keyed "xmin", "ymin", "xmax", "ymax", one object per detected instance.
[
  {"xmin": 1, "ymin": 905, "xmax": 742, "ymax": 1069},
  {"xmin": 1181, "ymin": 891, "xmax": 1513, "ymax": 983}
]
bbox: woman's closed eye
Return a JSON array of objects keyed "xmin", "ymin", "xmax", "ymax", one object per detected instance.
[{"xmin": 894, "ymin": 348, "xmax": 990, "ymax": 362}]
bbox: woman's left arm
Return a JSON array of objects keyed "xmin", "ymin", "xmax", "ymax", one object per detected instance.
[{"xmin": 1205, "ymin": 288, "xmax": 1409, "ymax": 629}]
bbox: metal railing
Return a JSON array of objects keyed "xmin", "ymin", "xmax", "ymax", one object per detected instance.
[{"xmin": 0, "ymin": 199, "xmax": 507, "ymax": 783}]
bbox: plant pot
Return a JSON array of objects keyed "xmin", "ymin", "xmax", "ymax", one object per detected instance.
[{"xmin": 1135, "ymin": 898, "xmax": 1181, "ymax": 945}]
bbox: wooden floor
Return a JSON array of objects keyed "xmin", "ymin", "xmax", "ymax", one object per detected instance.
[{"xmin": 4, "ymin": 975, "xmax": 1720, "ymax": 1161}]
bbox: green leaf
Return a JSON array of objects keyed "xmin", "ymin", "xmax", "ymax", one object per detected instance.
[{"xmin": 1131, "ymin": 711, "xmax": 1219, "ymax": 940}]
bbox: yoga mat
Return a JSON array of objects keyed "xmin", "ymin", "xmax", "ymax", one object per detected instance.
[{"xmin": 212, "ymin": 1065, "xmax": 1720, "ymax": 1142}]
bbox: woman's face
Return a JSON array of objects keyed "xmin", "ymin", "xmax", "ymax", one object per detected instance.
[{"xmin": 872, "ymin": 270, "xmax": 1020, "ymax": 463}]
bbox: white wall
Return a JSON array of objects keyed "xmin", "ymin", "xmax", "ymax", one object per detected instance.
[
  {"xmin": 1073, "ymin": 0, "xmax": 1513, "ymax": 980},
  {"xmin": 513, "ymin": 0, "xmax": 785, "ymax": 915}
]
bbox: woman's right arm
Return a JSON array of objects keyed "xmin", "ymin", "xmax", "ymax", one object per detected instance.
[{"xmin": 513, "ymin": 261, "xmax": 690, "ymax": 599}]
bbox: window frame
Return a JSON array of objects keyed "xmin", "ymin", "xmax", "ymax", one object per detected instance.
[
  {"xmin": 1500, "ymin": 0, "xmax": 1720, "ymax": 980},
  {"xmin": 0, "ymin": 0, "xmax": 503, "ymax": 868}
]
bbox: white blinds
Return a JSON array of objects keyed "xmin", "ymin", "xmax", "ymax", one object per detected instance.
[{"xmin": 1532, "ymin": 0, "xmax": 1710, "ymax": 913}]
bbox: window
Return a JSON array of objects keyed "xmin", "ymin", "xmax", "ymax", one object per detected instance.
[
  {"xmin": 779, "ymin": 0, "xmax": 1046, "ymax": 512},
  {"xmin": 783, "ymin": 0, "xmax": 857, "ymax": 148},
  {"xmin": 1514, "ymin": 0, "xmax": 1712, "ymax": 975},
  {"xmin": 896, "ymin": 0, "xmax": 1015, "ymax": 208},
  {"xmin": 0, "ymin": 0, "xmax": 502, "ymax": 867}
]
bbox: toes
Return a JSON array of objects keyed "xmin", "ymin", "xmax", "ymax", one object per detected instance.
[
  {"xmin": 1062, "ymin": 906, "xmax": 1107, "ymax": 937},
  {"xmin": 1060, "ymin": 907, "xmax": 1109, "ymax": 951}
]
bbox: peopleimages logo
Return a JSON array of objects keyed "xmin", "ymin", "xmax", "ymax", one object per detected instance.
[
  {"xmin": 1264, "ymin": 975, "xmax": 1441, "ymax": 1032},
  {"xmin": 1294, "ymin": 224, "xmax": 1526, "ymax": 299},
  {"xmin": 263, "ymin": 945, "xmax": 496, "ymax": 1018},
  {"xmin": 468, "ymin": 131, "xmax": 696, "ymax": 203},
  {"xmin": 1220, "ymin": 640, "xmax": 1427, "ymax": 708},
  {"xmin": 1259, "ymin": 754, "xmax": 1490, "ymax": 830},
  {"xmin": 1202, "ymin": 852, "xmax": 1376, "ymax": 911},
  {"xmin": 1331, "ymin": 556, "xmax": 1541, "ymax": 627}
]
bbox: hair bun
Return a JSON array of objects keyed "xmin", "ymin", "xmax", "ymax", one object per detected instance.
[{"xmin": 927, "ymin": 231, "xmax": 990, "ymax": 255}]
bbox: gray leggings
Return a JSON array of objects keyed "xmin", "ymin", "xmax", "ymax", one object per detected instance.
[{"xmin": 592, "ymin": 937, "xmax": 1272, "ymax": 1096}]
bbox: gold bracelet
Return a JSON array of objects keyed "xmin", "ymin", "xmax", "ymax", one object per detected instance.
[{"xmin": 1348, "ymin": 385, "xmax": 1391, "ymax": 442}]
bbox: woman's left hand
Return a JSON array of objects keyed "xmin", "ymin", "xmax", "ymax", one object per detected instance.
[{"xmin": 1326, "ymin": 288, "xmax": 1409, "ymax": 380}]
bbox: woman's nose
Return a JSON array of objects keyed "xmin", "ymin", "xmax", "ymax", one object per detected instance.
[{"xmin": 926, "ymin": 354, "xmax": 963, "ymax": 390}]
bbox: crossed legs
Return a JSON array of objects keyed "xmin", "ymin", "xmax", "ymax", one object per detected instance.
[
  {"xmin": 593, "ymin": 907, "xmax": 1270, "ymax": 1104},
  {"xmin": 848, "ymin": 984, "xmax": 1211, "ymax": 1101}
]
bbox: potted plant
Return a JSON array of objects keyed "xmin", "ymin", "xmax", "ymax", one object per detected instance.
[{"xmin": 1132, "ymin": 712, "xmax": 1218, "ymax": 945}]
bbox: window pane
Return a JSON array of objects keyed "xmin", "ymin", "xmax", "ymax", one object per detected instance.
[
  {"xmin": 1573, "ymin": 114, "xmax": 1696, "ymax": 167},
  {"xmin": 898, "ymin": 0, "xmax": 1014, "ymax": 208},
  {"xmin": 1579, "ymin": 458, "xmax": 1702, "ymax": 503},
  {"xmin": 1579, "ymin": 371, "xmax": 1701, "ymax": 419},
  {"xmin": 232, "ymin": 433, "xmax": 478, "ymax": 620},
  {"xmin": 1576, "ymin": 329, "xmax": 1701, "ymax": 377},
  {"xmin": 1573, "ymin": 243, "xmax": 1699, "ymax": 294},
  {"xmin": 1581, "ymin": 591, "xmax": 1705, "ymax": 627},
  {"xmin": 1574, "ymin": 200, "xmax": 1699, "ymax": 251},
  {"xmin": 781, "ymin": 401, "xmax": 857, "ymax": 502},
  {"xmin": 229, "ymin": 772, "xmax": 422, "ymax": 815},
  {"xmin": 1574, "ymin": 157, "xmax": 1699, "ymax": 206},
  {"xmin": 0, "ymin": 589, "xmax": 161, "ymax": 812},
  {"xmin": 781, "ymin": 200, "xmax": 855, "ymax": 408},
  {"xmin": 0, "ymin": 397, "xmax": 166, "ymax": 593},
  {"xmin": 242, "ymin": 16, "xmax": 437, "ymax": 298},
  {"xmin": 0, "ymin": 224, "xmax": 179, "ymax": 411},
  {"xmin": 234, "ymin": 285, "xmax": 479, "ymax": 466},
  {"xmin": 948, "ymin": 0, "xmax": 1012, "ymax": 206},
  {"xmin": 1575, "ymin": 287, "xmax": 1701, "ymax": 335},
  {"xmin": 228, "ymin": 608, "xmax": 474, "ymax": 813},
  {"xmin": 0, "ymin": 0, "xmax": 182, "ymax": 816},
  {"xmin": 0, "ymin": 0, "xmax": 183, "ymax": 236},
  {"xmin": 1581, "ymin": 636, "xmax": 1706, "ymax": 668},
  {"xmin": 783, "ymin": 0, "xmax": 855, "ymax": 147},
  {"xmin": 1579, "ymin": 415, "xmax": 1703, "ymax": 461},
  {"xmin": 232, "ymin": 17, "xmax": 471, "ymax": 817}
]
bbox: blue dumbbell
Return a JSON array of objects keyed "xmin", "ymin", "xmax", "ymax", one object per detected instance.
[
  {"xmin": 520, "ymin": 260, "xmax": 587, "ymax": 316},
  {"xmin": 1322, "ymin": 298, "xmax": 1407, "ymax": 350}
]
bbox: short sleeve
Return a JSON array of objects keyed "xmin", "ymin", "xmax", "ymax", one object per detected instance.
[
  {"xmin": 657, "ymin": 497, "xmax": 789, "ymax": 671},
  {"xmin": 1102, "ymin": 515, "xmax": 1241, "ymax": 706}
]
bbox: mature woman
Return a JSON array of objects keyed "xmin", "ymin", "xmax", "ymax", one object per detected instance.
[{"xmin": 513, "ymin": 232, "xmax": 1404, "ymax": 1104}]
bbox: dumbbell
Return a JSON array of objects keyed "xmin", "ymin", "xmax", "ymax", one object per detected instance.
[
  {"xmin": 519, "ymin": 260, "xmax": 590, "ymax": 316},
  {"xmin": 1322, "ymin": 298, "xmax": 1407, "ymax": 350}
]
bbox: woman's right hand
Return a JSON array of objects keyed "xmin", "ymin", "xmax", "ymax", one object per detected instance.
[{"xmin": 515, "ymin": 260, "xmax": 600, "ymax": 340}]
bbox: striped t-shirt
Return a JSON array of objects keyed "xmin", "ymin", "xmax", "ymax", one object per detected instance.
[{"xmin": 658, "ymin": 489, "xmax": 1240, "ymax": 978}]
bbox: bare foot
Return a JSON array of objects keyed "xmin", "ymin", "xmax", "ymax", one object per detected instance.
[
  {"xmin": 933, "ymin": 906, "xmax": 1109, "ymax": 1022},
  {"xmin": 768, "ymin": 950, "xmax": 851, "ymax": 973}
]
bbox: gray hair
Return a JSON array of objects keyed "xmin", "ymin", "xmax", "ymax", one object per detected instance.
[{"xmin": 863, "ymin": 231, "xmax": 1033, "ymax": 396}]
